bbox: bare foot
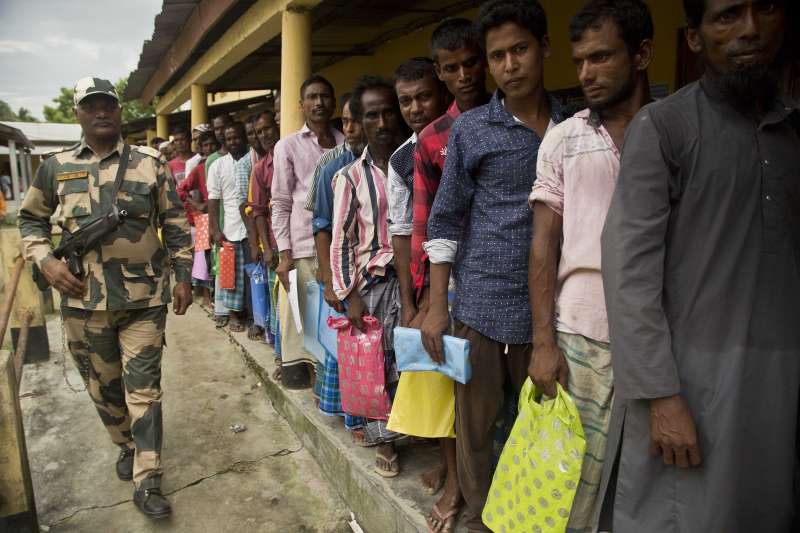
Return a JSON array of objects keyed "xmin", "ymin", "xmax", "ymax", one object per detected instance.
[
  {"xmin": 247, "ymin": 324, "xmax": 264, "ymax": 340},
  {"xmin": 421, "ymin": 464, "xmax": 446, "ymax": 495}
]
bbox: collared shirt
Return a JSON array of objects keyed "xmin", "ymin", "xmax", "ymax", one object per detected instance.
[
  {"xmin": 272, "ymin": 123, "xmax": 344, "ymax": 258},
  {"xmin": 207, "ymin": 152, "xmax": 248, "ymax": 242},
  {"xmin": 185, "ymin": 152, "xmax": 202, "ymax": 177},
  {"xmin": 529, "ymin": 108, "xmax": 619, "ymax": 343},
  {"xmin": 312, "ymin": 149, "xmax": 357, "ymax": 234},
  {"xmin": 411, "ymin": 100, "xmax": 461, "ymax": 289},
  {"xmin": 330, "ymin": 147, "xmax": 393, "ymax": 300},
  {"xmin": 387, "ymin": 133, "xmax": 417, "ymax": 237},
  {"xmin": 426, "ymin": 91, "xmax": 564, "ymax": 344},
  {"xmin": 234, "ymin": 153, "xmax": 252, "ymax": 205},
  {"xmin": 176, "ymin": 156, "xmax": 208, "ymax": 226},
  {"xmin": 304, "ymin": 142, "xmax": 351, "ymax": 211},
  {"xmin": 18, "ymin": 138, "xmax": 193, "ymax": 311},
  {"xmin": 248, "ymin": 152, "xmax": 278, "ymax": 250}
]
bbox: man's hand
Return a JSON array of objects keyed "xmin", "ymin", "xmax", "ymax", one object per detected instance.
[
  {"xmin": 408, "ymin": 305, "xmax": 427, "ymax": 329},
  {"xmin": 323, "ymin": 282, "xmax": 344, "ymax": 313},
  {"xmin": 275, "ymin": 251, "xmax": 293, "ymax": 291},
  {"xmin": 262, "ymin": 247, "xmax": 278, "ymax": 270},
  {"xmin": 41, "ymin": 256, "xmax": 85, "ymax": 298},
  {"xmin": 346, "ymin": 291, "xmax": 366, "ymax": 331},
  {"xmin": 649, "ymin": 394, "xmax": 702, "ymax": 468},
  {"xmin": 172, "ymin": 282, "xmax": 193, "ymax": 315},
  {"xmin": 249, "ymin": 241, "xmax": 261, "ymax": 264},
  {"xmin": 529, "ymin": 341, "xmax": 569, "ymax": 397},
  {"xmin": 421, "ymin": 303, "xmax": 449, "ymax": 364},
  {"xmin": 211, "ymin": 228, "xmax": 225, "ymax": 247},
  {"xmin": 400, "ymin": 300, "xmax": 417, "ymax": 328}
]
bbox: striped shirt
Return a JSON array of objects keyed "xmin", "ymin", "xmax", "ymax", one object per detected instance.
[
  {"xmin": 386, "ymin": 133, "xmax": 416, "ymax": 236},
  {"xmin": 330, "ymin": 147, "xmax": 393, "ymax": 300},
  {"xmin": 304, "ymin": 142, "xmax": 350, "ymax": 211}
]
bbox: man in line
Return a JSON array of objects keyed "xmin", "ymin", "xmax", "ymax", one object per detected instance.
[
  {"xmin": 206, "ymin": 114, "xmax": 234, "ymax": 324},
  {"xmin": 208, "ymin": 122, "xmax": 251, "ymax": 332},
  {"xmin": 528, "ymin": 1, "xmax": 654, "ymax": 530},
  {"xmin": 184, "ymin": 124, "xmax": 207, "ymax": 177},
  {"xmin": 18, "ymin": 77, "xmax": 193, "ymax": 517},
  {"xmin": 412, "ymin": 21, "xmax": 490, "ymax": 524},
  {"xmin": 600, "ymin": 1, "xmax": 799, "ymax": 531},
  {"xmin": 308, "ymin": 93, "xmax": 368, "ymax": 434},
  {"xmin": 167, "ymin": 125, "xmax": 193, "ymax": 183},
  {"xmin": 421, "ymin": 2, "xmax": 564, "ymax": 529},
  {"xmin": 249, "ymin": 110, "xmax": 281, "ymax": 347},
  {"xmin": 178, "ymin": 128, "xmax": 219, "ymax": 307},
  {"xmin": 272, "ymin": 75, "xmax": 344, "ymax": 389},
  {"xmin": 331, "ymin": 75, "xmax": 408, "ymax": 478}
]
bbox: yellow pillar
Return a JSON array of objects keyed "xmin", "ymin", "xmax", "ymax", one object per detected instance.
[
  {"xmin": 156, "ymin": 114, "xmax": 169, "ymax": 140},
  {"xmin": 280, "ymin": 7, "xmax": 312, "ymax": 137},
  {"xmin": 191, "ymin": 84, "xmax": 208, "ymax": 128},
  {"xmin": 145, "ymin": 129, "xmax": 157, "ymax": 146}
]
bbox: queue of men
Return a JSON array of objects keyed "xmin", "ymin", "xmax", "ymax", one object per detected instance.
[{"xmin": 17, "ymin": 0, "xmax": 799, "ymax": 529}]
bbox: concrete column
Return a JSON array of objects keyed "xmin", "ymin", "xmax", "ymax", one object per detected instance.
[
  {"xmin": 280, "ymin": 7, "xmax": 312, "ymax": 137},
  {"xmin": 191, "ymin": 84, "xmax": 208, "ymax": 128},
  {"xmin": 145, "ymin": 129, "xmax": 157, "ymax": 146},
  {"xmin": 24, "ymin": 152, "xmax": 33, "ymax": 190},
  {"xmin": 156, "ymin": 114, "xmax": 169, "ymax": 140},
  {"xmin": 7, "ymin": 140, "xmax": 19, "ymax": 205}
]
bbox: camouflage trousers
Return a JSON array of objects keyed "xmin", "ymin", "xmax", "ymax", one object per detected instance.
[{"xmin": 63, "ymin": 305, "xmax": 166, "ymax": 486}]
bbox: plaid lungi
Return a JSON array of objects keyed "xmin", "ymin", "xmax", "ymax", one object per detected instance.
[
  {"xmin": 315, "ymin": 347, "xmax": 366, "ymax": 430},
  {"xmin": 220, "ymin": 240, "xmax": 246, "ymax": 312}
]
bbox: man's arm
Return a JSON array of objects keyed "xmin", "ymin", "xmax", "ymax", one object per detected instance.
[
  {"xmin": 387, "ymin": 162, "xmax": 416, "ymax": 325},
  {"xmin": 330, "ymin": 170, "xmax": 361, "ymax": 327},
  {"xmin": 236, "ymin": 162, "xmax": 259, "ymax": 261},
  {"xmin": 527, "ymin": 129, "xmax": 568, "ymax": 396},
  {"xmin": 602, "ymin": 108, "xmax": 699, "ymax": 468},
  {"xmin": 271, "ymin": 141, "xmax": 295, "ymax": 288},
  {"xmin": 420, "ymin": 125, "xmax": 474, "ymax": 361},
  {"xmin": 313, "ymin": 162, "xmax": 344, "ymax": 311},
  {"xmin": 156, "ymin": 158, "xmax": 193, "ymax": 314},
  {"xmin": 206, "ymin": 164, "xmax": 224, "ymax": 245}
]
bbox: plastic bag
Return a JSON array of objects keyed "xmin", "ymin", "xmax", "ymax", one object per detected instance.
[
  {"xmin": 393, "ymin": 326, "xmax": 472, "ymax": 384},
  {"xmin": 245, "ymin": 262, "xmax": 268, "ymax": 328},
  {"xmin": 194, "ymin": 213, "xmax": 210, "ymax": 251},
  {"xmin": 218, "ymin": 242, "xmax": 235, "ymax": 290},
  {"xmin": 303, "ymin": 281, "xmax": 326, "ymax": 364},
  {"xmin": 329, "ymin": 315, "xmax": 391, "ymax": 420},
  {"xmin": 483, "ymin": 379, "xmax": 586, "ymax": 533},
  {"xmin": 386, "ymin": 371, "xmax": 455, "ymax": 438}
]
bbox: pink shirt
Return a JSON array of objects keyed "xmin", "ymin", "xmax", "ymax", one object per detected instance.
[
  {"xmin": 167, "ymin": 157, "xmax": 188, "ymax": 182},
  {"xmin": 271, "ymin": 123, "xmax": 344, "ymax": 258},
  {"xmin": 529, "ymin": 109, "xmax": 619, "ymax": 343}
]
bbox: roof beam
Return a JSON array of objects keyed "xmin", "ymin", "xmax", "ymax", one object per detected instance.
[
  {"xmin": 141, "ymin": 0, "xmax": 239, "ymax": 104},
  {"xmin": 156, "ymin": 0, "xmax": 321, "ymax": 114}
]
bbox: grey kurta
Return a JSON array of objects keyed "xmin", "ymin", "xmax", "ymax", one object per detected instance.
[{"xmin": 600, "ymin": 78, "xmax": 800, "ymax": 533}]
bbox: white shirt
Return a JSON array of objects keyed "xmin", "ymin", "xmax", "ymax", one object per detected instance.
[
  {"xmin": 206, "ymin": 153, "xmax": 248, "ymax": 242},
  {"xmin": 185, "ymin": 153, "xmax": 202, "ymax": 176}
]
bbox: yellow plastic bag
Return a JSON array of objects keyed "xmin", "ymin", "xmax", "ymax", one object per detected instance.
[
  {"xmin": 386, "ymin": 371, "xmax": 456, "ymax": 438},
  {"xmin": 483, "ymin": 379, "xmax": 586, "ymax": 533}
]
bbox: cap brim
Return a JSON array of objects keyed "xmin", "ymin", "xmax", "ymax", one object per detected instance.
[{"xmin": 75, "ymin": 90, "xmax": 120, "ymax": 105}]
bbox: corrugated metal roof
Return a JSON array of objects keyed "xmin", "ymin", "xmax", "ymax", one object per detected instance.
[
  {"xmin": 0, "ymin": 123, "xmax": 35, "ymax": 149},
  {"xmin": 125, "ymin": 0, "xmax": 204, "ymax": 101},
  {"xmin": 1, "ymin": 122, "xmax": 81, "ymax": 144}
]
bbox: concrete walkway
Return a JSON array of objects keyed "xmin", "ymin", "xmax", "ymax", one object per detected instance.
[{"xmin": 20, "ymin": 305, "xmax": 351, "ymax": 532}]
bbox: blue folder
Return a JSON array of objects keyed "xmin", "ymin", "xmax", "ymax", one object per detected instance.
[
  {"xmin": 393, "ymin": 327, "xmax": 472, "ymax": 384},
  {"xmin": 304, "ymin": 280, "xmax": 346, "ymax": 363}
]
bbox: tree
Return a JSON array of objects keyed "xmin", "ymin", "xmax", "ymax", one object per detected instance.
[
  {"xmin": 0, "ymin": 100, "xmax": 39, "ymax": 122},
  {"xmin": 16, "ymin": 108, "xmax": 38, "ymax": 122},
  {"xmin": 115, "ymin": 77, "xmax": 157, "ymax": 123},
  {"xmin": 43, "ymin": 87, "xmax": 76, "ymax": 123}
]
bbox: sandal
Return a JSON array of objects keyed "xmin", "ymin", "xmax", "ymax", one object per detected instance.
[
  {"xmin": 351, "ymin": 429, "xmax": 379, "ymax": 448},
  {"xmin": 426, "ymin": 503, "xmax": 459, "ymax": 533},
  {"xmin": 215, "ymin": 316, "xmax": 229, "ymax": 329},
  {"xmin": 229, "ymin": 318, "xmax": 245, "ymax": 332},
  {"xmin": 374, "ymin": 450, "xmax": 400, "ymax": 478}
]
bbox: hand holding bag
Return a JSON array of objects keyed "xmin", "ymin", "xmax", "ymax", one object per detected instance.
[
  {"xmin": 245, "ymin": 262, "xmax": 269, "ymax": 328},
  {"xmin": 393, "ymin": 326, "xmax": 472, "ymax": 384},
  {"xmin": 482, "ymin": 379, "xmax": 586, "ymax": 533},
  {"xmin": 218, "ymin": 242, "xmax": 235, "ymax": 290},
  {"xmin": 329, "ymin": 315, "xmax": 392, "ymax": 420}
]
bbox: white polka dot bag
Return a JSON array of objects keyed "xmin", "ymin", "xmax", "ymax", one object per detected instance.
[{"xmin": 482, "ymin": 379, "xmax": 586, "ymax": 533}]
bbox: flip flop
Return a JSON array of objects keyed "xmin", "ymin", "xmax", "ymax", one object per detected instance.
[
  {"xmin": 228, "ymin": 318, "xmax": 245, "ymax": 332},
  {"xmin": 426, "ymin": 503, "xmax": 460, "ymax": 533},
  {"xmin": 351, "ymin": 429, "xmax": 379, "ymax": 448},
  {"xmin": 215, "ymin": 316, "xmax": 229, "ymax": 329},
  {"xmin": 374, "ymin": 451, "xmax": 400, "ymax": 478}
]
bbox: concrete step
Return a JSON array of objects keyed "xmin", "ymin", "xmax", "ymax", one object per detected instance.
[{"xmin": 205, "ymin": 306, "xmax": 468, "ymax": 533}]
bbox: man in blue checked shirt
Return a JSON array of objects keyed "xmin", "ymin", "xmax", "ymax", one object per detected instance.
[{"xmin": 420, "ymin": 1, "xmax": 564, "ymax": 530}]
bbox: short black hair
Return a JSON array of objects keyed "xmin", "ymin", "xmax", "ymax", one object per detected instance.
[
  {"xmin": 476, "ymin": 0, "xmax": 548, "ymax": 48},
  {"xmin": 430, "ymin": 18, "xmax": 481, "ymax": 59},
  {"xmin": 213, "ymin": 113, "xmax": 232, "ymax": 125},
  {"xmin": 569, "ymin": 0, "xmax": 654, "ymax": 55},
  {"xmin": 150, "ymin": 136, "xmax": 165, "ymax": 146},
  {"xmin": 349, "ymin": 75, "xmax": 397, "ymax": 121},
  {"xmin": 683, "ymin": 0, "xmax": 705, "ymax": 29},
  {"xmin": 300, "ymin": 74, "xmax": 335, "ymax": 100},
  {"xmin": 254, "ymin": 110, "xmax": 276, "ymax": 122},
  {"xmin": 394, "ymin": 57, "xmax": 438, "ymax": 84},
  {"xmin": 339, "ymin": 92, "xmax": 353, "ymax": 110},
  {"xmin": 172, "ymin": 125, "xmax": 189, "ymax": 136},
  {"xmin": 225, "ymin": 121, "xmax": 246, "ymax": 136},
  {"xmin": 198, "ymin": 130, "xmax": 217, "ymax": 144}
]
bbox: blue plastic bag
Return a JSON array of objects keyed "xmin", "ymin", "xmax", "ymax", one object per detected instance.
[
  {"xmin": 244, "ymin": 262, "xmax": 268, "ymax": 328},
  {"xmin": 303, "ymin": 280, "xmax": 327, "ymax": 364},
  {"xmin": 393, "ymin": 327, "xmax": 472, "ymax": 384}
]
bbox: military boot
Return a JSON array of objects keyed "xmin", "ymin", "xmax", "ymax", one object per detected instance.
[
  {"xmin": 116, "ymin": 446, "xmax": 134, "ymax": 481},
  {"xmin": 133, "ymin": 476, "xmax": 171, "ymax": 519}
]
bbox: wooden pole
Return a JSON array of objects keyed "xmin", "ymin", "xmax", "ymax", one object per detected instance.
[
  {"xmin": 13, "ymin": 313, "xmax": 31, "ymax": 387},
  {"xmin": 0, "ymin": 256, "xmax": 25, "ymax": 349}
]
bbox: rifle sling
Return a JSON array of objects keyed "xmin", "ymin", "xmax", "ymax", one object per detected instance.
[{"xmin": 112, "ymin": 143, "xmax": 131, "ymax": 207}]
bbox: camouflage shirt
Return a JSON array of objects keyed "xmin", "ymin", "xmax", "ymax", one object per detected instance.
[{"xmin": 18, "ymin": 138, "xmax": 193, "ymax": 311}]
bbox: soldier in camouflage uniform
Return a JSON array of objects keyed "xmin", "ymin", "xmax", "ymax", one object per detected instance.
[{"xmin": 18, "ymin": 77, "xmax": 193, "ymax": 519}]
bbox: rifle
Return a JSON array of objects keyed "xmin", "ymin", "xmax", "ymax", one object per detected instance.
[{"xmin": 33, "ymin": 144, "xmax": 131, "ymax": 291}]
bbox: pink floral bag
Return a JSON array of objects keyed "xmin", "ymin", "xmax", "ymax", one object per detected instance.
[{"xmin": 328, "ymin": 315, "xmax": 391, "ymax": 420}]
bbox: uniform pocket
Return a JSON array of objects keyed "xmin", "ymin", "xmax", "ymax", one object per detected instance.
[
  {"xmin": 121, "ymin": 262, "xmax": 158, "ymax": 302},
  {"xmin": 118, "ymin": 180, "xmax": 154, "ymax": 219},
  {"xmin": 57, "ymin": 178, "xmax": 91, "ymax": 219}
]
